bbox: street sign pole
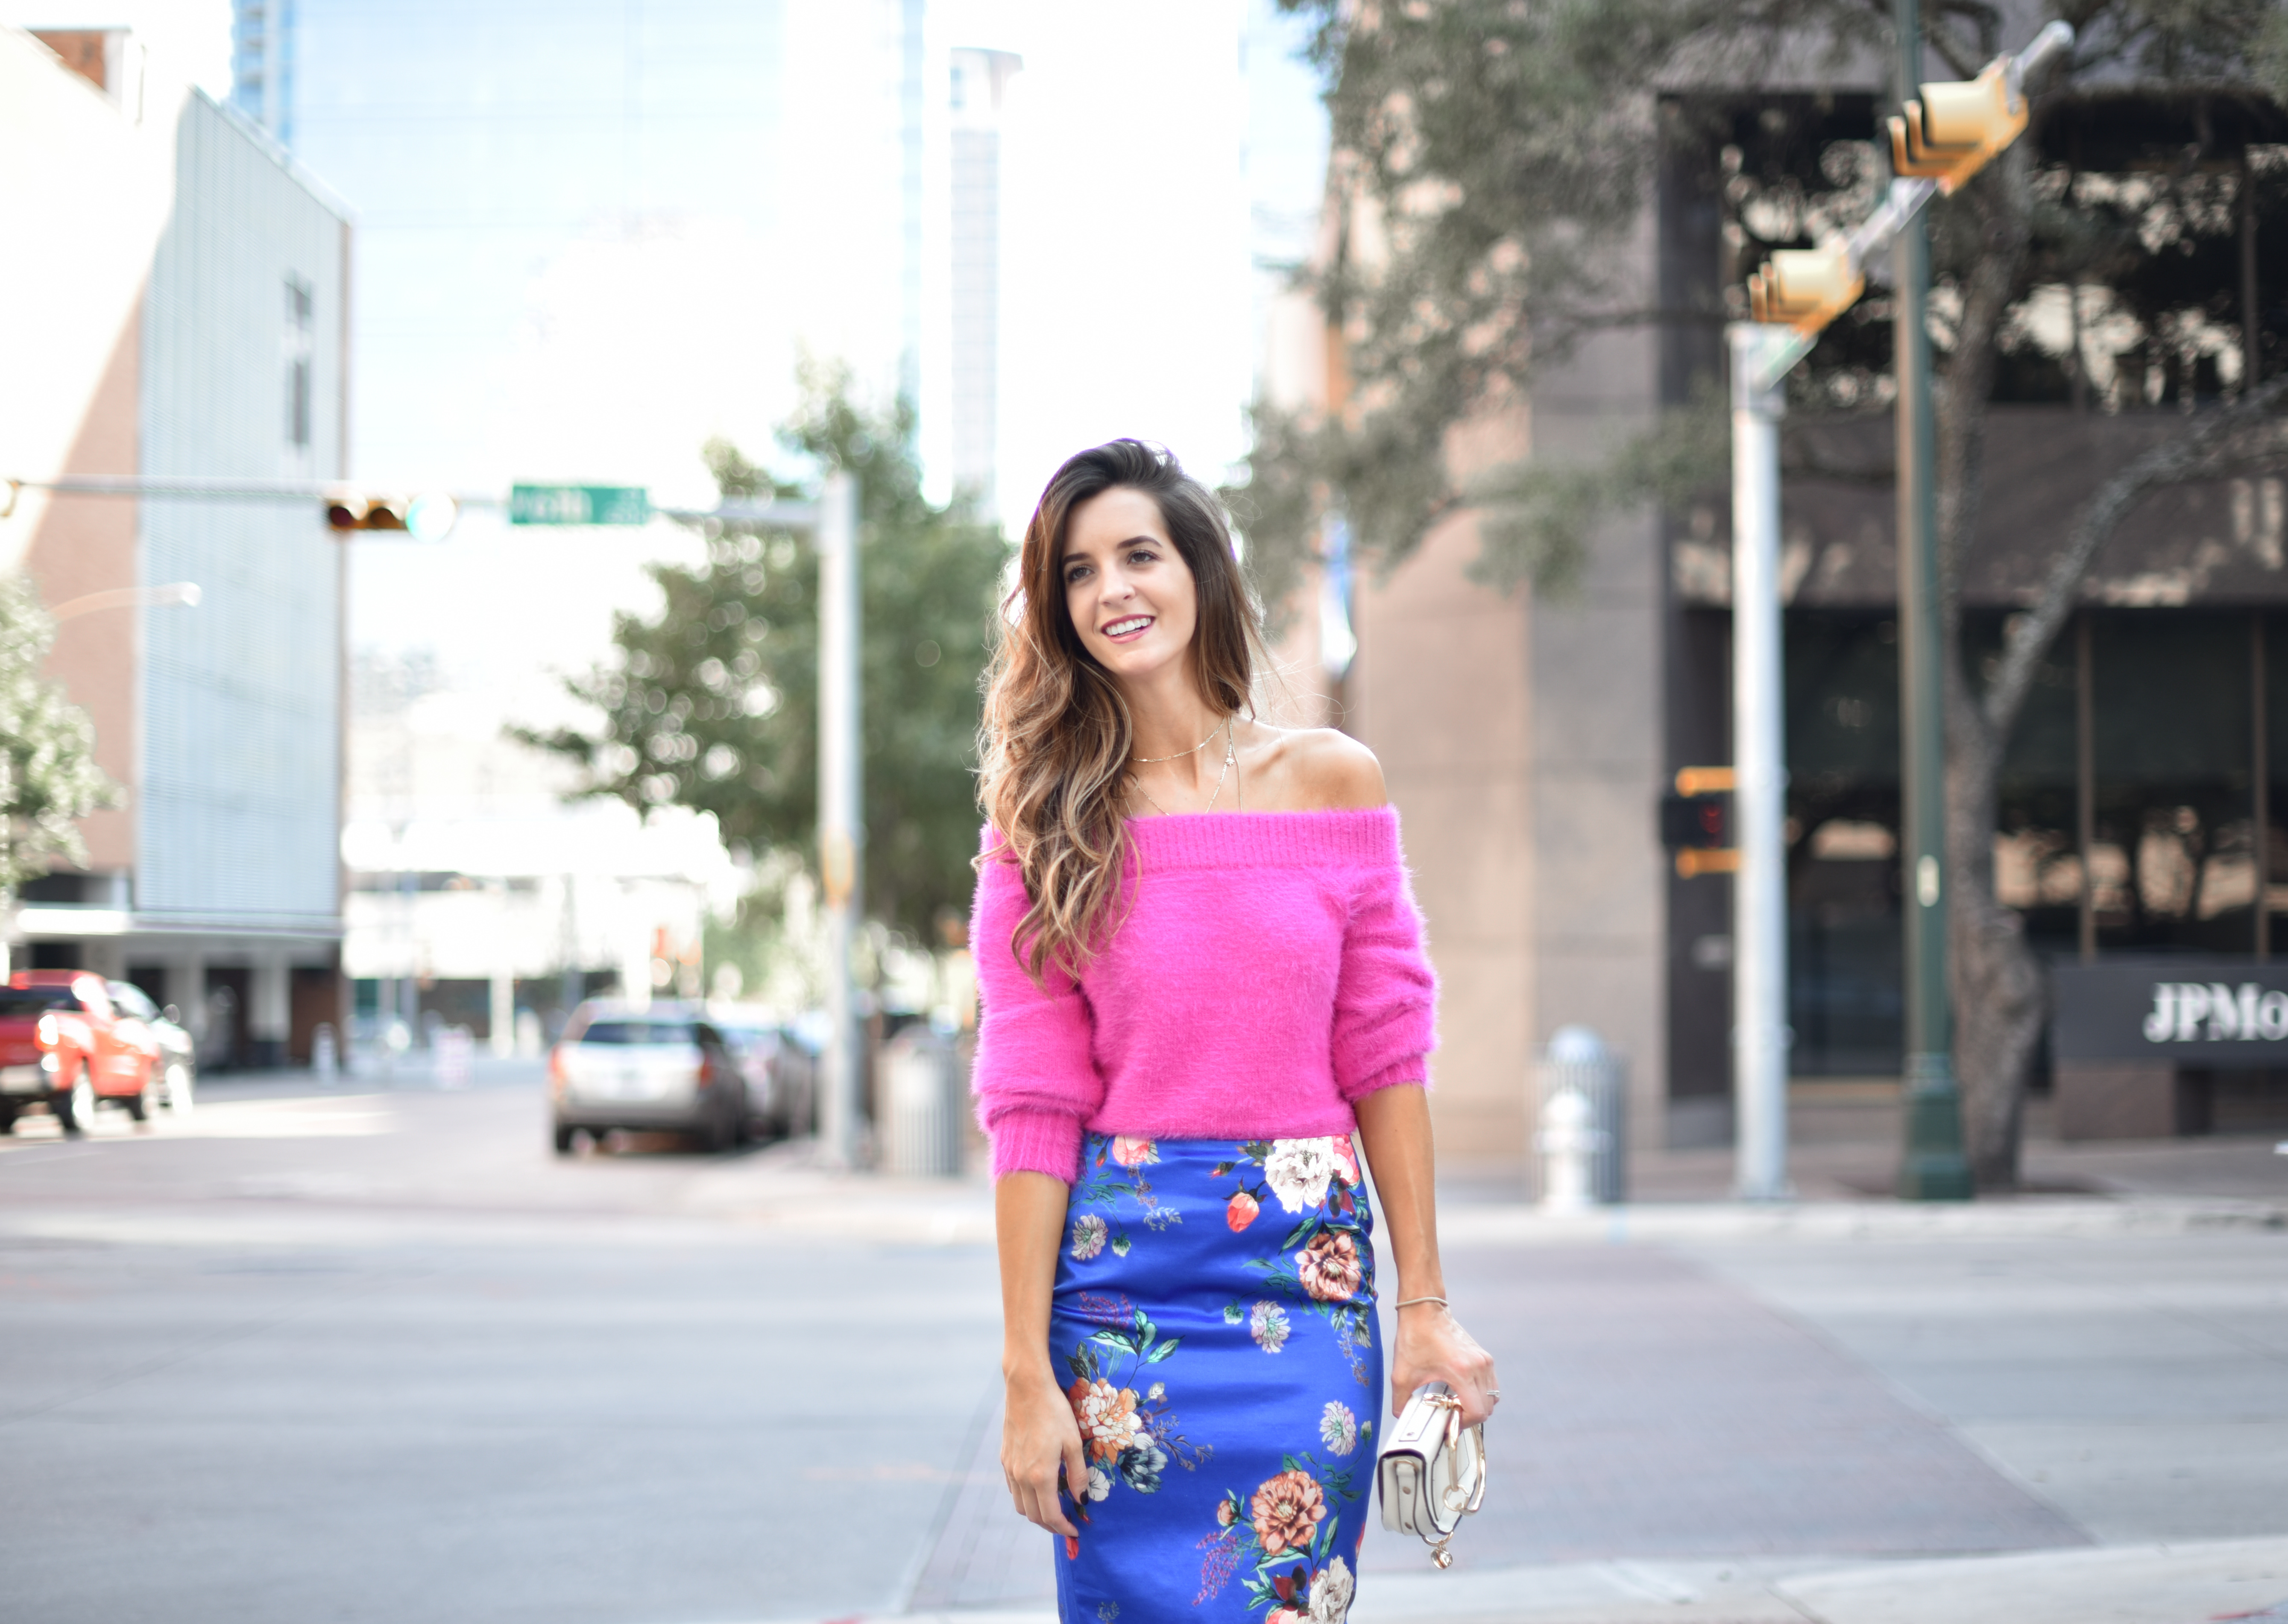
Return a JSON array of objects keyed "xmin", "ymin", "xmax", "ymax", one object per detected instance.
[
  {"xmin": 1730, "ymin": 324, "xmax": 1794, "ymax": 1201},
  {"xmin": 815, "ymin": 471, "xmax": 864, "ymax": 1172},
  {"xmin": 1893, "ymin": 0, "xmax": 1975, "ymax": 1200}
]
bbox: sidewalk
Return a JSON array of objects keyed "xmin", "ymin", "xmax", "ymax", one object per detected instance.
[{"xmin": 861, "ymin": 1539, "xmax": 2288, "ymax": 1624}]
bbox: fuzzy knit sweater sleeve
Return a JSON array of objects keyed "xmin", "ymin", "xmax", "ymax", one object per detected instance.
[
  {"xmin": 1330, "ymin": 841, "xmax": 1438, "ymax": 1101},
  {"xmin": 968, "ymin": 836, "xmax": 1100, "ymax": 1183}
]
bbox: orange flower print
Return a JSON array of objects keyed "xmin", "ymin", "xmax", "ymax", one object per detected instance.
[
  {"xmin": 1249, "ymin": 1468, "xmax": 1326, "ymax": 1557},
  {"xmin": 1296, "ymin": 1230, "xmax": 1362, "ymax": 1302},
  {"xmin": 1064, "ymin": 1533, "xmax": 1078, "ymax": 1560},
  {"xmin": 1109, "ymin": 1135, "xmax": 1158, "ymax": 1168},
  {"xmin": 1226, "ymin": 1190, "xmax": 1260, "ymax": 1232},
  {"xmin": 1066, "ymin": 1377, "xmax": 1144, "ymax": 1463}
]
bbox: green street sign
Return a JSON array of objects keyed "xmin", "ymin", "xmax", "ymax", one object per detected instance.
[{"xmin": 509, "ymin": 484, "xmax": 651, "ymax": 526}]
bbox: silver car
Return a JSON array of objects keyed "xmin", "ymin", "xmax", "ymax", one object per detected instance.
[
  {"xmin": 106, "ymin": 980, "xmax": 195, "ymax": 1112},
  {"xmin": 547, "ymin": 1001, "xmax": 744, "ymax": 1154}
]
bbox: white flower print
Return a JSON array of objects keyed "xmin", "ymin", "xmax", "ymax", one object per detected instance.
[
  {"xmin": 1249, "ymin": 1299, "xmax": 1291, "ymax": 1353},
  {"xmin": 1069, "ymin": 1213, "xmax": 1107, "ymax": 1261},
  {"xmin": 1085, "ymin": 1466, "xmax": 1112, "ymax": 1502},
  {"xmin": 1147, "ymin": 1382, "xmax": 1165, "ymax": 1402},
  {"xmin": 1308, "ymin": 1555, "xmax": 1356, "ymax": 1622},
  {"xmin": 1262, "ymin": 1137, "xmax": 1337, "ymax": 1214},
  {"xmin": 1319, "ymin": 1401, "xmax": 1358, "ymax": 1455}
]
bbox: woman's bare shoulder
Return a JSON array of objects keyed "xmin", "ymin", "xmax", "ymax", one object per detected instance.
[{"xmin": 1276, "ymin": 727, "xmax": 1388, "ymax": 811}]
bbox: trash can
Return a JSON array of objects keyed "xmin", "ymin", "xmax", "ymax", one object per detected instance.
[
  {"xmin": 881, "ymin": 1026, "xmax": 963, "ymax": 1177},
  {"xmin": 1535, "ymin": 1025, "xmax": 1626, "ymax": 1205}
]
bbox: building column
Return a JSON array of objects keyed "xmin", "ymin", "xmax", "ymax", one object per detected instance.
[
  {"xmin": 168, "ymin": 950, "xmax": 207, "ymax": 1036},
  {"xmin": 249, "ymin": 953, "xmax": 291, "ymax": 1069}
]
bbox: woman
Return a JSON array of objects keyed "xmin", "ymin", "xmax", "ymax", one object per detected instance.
[{"xmin": 971, "ymin": 439, "xmax": 1497, "ymax": 1622}]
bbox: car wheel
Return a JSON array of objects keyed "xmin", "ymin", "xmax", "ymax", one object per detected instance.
[
  {"xmin": 164, "ymin": 1063, "xmax": 195, "ymax": 1113},
  {"xmin": 0, "ymin": 1103, "xmax": 16, "ymax": 1136},
  {"xmin": 126, "ymin": 1071, "xmax": 158, "ymax": 1122},
  {"xmin": 55, "ymin": 1070, "xmax": 96, "ymax": 1135},
  {"xmin": 553, "ymin": 1122, "xmax": 576, "ymax": 1155}
]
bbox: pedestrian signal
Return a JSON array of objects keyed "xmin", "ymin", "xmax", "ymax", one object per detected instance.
[
  {"xmin": 1888, "ymin": 57, "xmax": 2026, "ymax": 194},
  {"xmin": 1659, "ymin": 792, "xmax": 1727, "ymax": 852}
]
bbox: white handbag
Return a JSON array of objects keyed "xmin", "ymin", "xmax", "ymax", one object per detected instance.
[{"xmin": 1376, "ymin": 1381, "xmax": 1486, "ymax": 1568}]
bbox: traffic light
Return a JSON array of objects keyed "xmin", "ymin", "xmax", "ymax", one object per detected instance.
[
  {"xmin": 1662, "ymin": 767, "xmax": 1739, "ymax": 879},
  {"xmin": 1888, "ymin": 57, "xmax": 2026, "ymax": 195},
  {"xmin": 1746, "ymin": 243, "xmax": 1863, "ymax": 338},
  {"xmin": 323, "ymin": 492, "xmax": 457, "ymax": 540}
]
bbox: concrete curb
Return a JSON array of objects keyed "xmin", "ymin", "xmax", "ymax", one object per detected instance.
[{"xmin": 1438, "ymin": 1195, "xmax": 2288, "ymax": 1245}]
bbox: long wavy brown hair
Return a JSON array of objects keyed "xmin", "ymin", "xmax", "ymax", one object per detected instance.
[{"xmin": 977, "ymin": 439, "xmax": 1266, "ymax": 981}]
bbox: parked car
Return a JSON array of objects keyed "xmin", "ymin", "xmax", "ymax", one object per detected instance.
[
  {"xmin": 107, "ymin": 980, "xmax": 195, "ymax": 1113},
  {"xmin": 547, "ymin": 1001, "xmax": 744, "ymax": 1154},
  {"xmin": 706, "ymin": 1004, "xmax": 818, "ymax": 1140},
  {"xmin": 0, "ymin": 971, "xmax": 164, "ymax": 1134}
]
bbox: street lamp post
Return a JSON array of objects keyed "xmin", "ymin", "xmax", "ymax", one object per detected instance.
[
  {"xmin": 1891, "ymin": 0, "xmax": 1975, "ymax": 1201},
  {"xmin": 1729, "ymin": 324, "xmax": 1793, "ymax": 1201},
  {"xmin": 813, "ymin": 471, "xmax": 864, "ymax": 1172}
]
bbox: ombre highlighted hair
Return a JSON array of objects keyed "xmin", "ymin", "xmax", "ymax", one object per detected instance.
[{"xmin": 977, "ymin": 439, "xmax": 1267, "ymax": 981}]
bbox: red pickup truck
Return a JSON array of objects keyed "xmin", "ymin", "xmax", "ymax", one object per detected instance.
[{"xmin": 0, "ymin": 970, "xmax": 163, "ymax": 1135}]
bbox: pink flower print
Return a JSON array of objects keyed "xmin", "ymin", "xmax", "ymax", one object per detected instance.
[
  {"xmin": 1296, "ymin": 1231, "xmax": 1362, "ymax": 1303},
  {"xmin": 1109, "ymin": 1135, "xmax": 1159, "ymax": 1168}
]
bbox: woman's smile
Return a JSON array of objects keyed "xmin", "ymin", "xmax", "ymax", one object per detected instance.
[{"xmin": 1101, "ymin": 614, "xmax": 1154, "ymax": 642}]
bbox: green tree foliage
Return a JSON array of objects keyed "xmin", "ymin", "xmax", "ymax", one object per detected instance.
[
  {"xmin": 516, "ymin": 373, "xmax": 1006, "ymax": 942},
  {"xmin": 1253, "ymin": 0, "xmax": 2288, "ymax": 1186},
  {"xmin": 0, "ymin": 574, "xmax": 118, "ymax": 890}
]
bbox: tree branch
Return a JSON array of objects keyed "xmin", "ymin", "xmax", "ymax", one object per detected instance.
[{"xmin": 1984, "ymin": 370, "xmax": 2288, "ymax": 736}]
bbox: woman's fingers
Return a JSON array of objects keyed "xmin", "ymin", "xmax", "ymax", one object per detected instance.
[{"xmin": 1064, "ymin": 1435, "xmax": 1090, "ymax": 1524}]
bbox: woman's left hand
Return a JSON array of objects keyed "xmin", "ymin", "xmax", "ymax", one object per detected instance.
[{"xmin": 1389, "ymin": 1302, "xmax": 1499, "ymax": 1427}]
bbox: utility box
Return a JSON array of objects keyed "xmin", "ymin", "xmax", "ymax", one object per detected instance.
[{"xmin": 880, "ymin": 1025, "xmax": 963, "ymax": 1177}]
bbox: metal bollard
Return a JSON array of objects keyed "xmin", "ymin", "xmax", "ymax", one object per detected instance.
[
  {"xmin": 1535, "ymin": 1025, "xmax": 1627, "ymax": 1206},
  {"xmin": 312, "ymin": 1023, "xmax": 338, "ymax": 1085},
  {"xmin": 1537, "ymin": 1087, "xmax": 1599, "ymax": 1212}
]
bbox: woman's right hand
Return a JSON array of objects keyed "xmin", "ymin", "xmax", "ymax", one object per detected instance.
[{"xmin": 1002, "ymin": 1370, "xmax": 1088, "ymax": 1536}]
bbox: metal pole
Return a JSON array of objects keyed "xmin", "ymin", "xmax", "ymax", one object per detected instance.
[
  {"xmin": 1893, "ymin": 0, "xmax": 1974, "ymax": 1200},
  {"xmin": 816, "ymin": 470, "xmax": 863, "ymax": 1170},
  {"xmin": 1729, "ymin": 324, "xmax": 1792, "ymax": 1201}
]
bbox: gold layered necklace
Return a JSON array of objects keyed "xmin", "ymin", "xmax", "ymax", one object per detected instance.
[{"xmin": 1130, "ymin": 716, "xmax": 1238, "ymax": 816}]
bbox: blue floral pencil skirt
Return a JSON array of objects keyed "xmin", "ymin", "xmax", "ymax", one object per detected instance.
[{"xmin": 1050, "ymin": 1131, "xmax": 1383, "ymax": 1624}]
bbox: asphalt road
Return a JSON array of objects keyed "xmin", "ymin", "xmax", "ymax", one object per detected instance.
[{"xmin": 1, "ymin": 1071, "xmax": 2283, "ymax": 1624}]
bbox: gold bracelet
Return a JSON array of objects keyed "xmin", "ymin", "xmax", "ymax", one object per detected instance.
[{"xmin": 1392, "ymin": 1295, "xmax": 1447, "ymax": 1309}]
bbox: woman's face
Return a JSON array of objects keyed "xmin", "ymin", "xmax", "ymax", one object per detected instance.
[{"xmin": 1061, "ymin": 486, "xmax": 1197, "ymax": 686}]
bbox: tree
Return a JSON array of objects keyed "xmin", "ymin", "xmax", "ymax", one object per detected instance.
[
  {"xmin": 1253, "ymin": 0, "xmax": 2288, "ymax": 1186},
  {"xmin": 0, "ymin": 575, "xmax": 119, "ymax": 952},
  {"xmin": 516, "ymin": 371, "xmax": 1007, "ymax": 945}
]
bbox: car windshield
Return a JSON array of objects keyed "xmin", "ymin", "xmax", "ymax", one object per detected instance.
[
  {"xmin": 573, "ymin": 1021, "xmax": 697, "ymax": 1047},
  {"xmin": 108, "ymin": 983, "xmax": 159, "ymax": 1021},
  {"xmin": 0, "ymin": 988, "xmax": 79, "ymax": 1015}
]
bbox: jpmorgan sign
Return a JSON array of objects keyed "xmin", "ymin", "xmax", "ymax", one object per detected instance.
[
  {"xmin": 2141, "ymin": 981, "xmax": 2288, "ymax": 1044},
  {"xmin": 2053, "ymin": 960, "xmax": 2288, "ymax": 1066}
]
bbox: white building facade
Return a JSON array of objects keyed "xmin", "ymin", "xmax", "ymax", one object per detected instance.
[{"xmin": 4, "ymin": 25, "xmax": 349, "ymax": 1067}]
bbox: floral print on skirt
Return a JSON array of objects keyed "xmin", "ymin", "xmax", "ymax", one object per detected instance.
[{"xmin": 1049, "ymin": 1131, "xmax": 1381, "ymax": 1623}]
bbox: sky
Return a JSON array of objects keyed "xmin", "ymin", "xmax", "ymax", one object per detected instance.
[{"xmin": 26, "ymin": 0, "xmax": 1330, "ymax": 750}]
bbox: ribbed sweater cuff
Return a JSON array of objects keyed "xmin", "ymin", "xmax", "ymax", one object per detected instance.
[
  {"xmin": 989, "ymin": 1107, "xmax": 1085, "ymax": 1185},
  {"xmin": 1343, "ymin": 1056, "xmax": 1428, "ymax": 1102}
]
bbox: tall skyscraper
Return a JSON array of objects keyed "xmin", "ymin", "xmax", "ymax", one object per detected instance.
[
  {"xmin": 945, "ymin": 47, "xmax": 1018, "ymax": 519},
  {"xmin": 228, "ymin": 0, "xmax": 294, "ymax": 148}
]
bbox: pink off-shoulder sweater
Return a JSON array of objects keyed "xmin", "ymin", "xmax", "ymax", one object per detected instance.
[{"xmin": 969, "ymin": 807, "xmax": 1438, "ymax": 1184}]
